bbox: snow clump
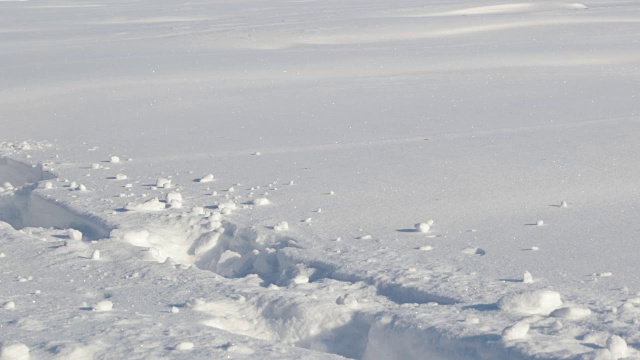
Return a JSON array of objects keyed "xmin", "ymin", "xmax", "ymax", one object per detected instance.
[
  {"xmin": 0, "ymin": 343, "xmax": 30, "ymax": 360},
  {"xmin": 125, "ymin": 198, "xmax": 165, "ymax": 211},
  {"xmin": 498, "ymin": 290, "xmax": 563, "ymax": 315},
  {"xmin": 91, "ymin": 250, "xmax": 101, "ymax": 260},
  {"xmin": 67, "ymin": 229, "xmax": 83, "ymax": 241},
  {"xmin": 523, "ymin": 271, "xmax": 533, "ymax": 284},
  {"xmin": 3, "ymin": 301, "xmax": 16, "ymax": 310},
  {"xmin": 175, "ymin": 342, "xmax": 194, "ymax": 351},
  {"xmin": 502, "ymin": 321, "xmax": 529, "ymax": 341},
  {"xmin": 606, "ymin": 335, "xmax": 628, "ymax": 359},
  {"xmin": 110, "ymin": 156, "xmax": 120, "ymax": 163},
  {"xmin": 115, "ymin": 173, "xmax": 127, "ymax": 180},
  {"xmin": 274, "ymin": 221, "xmax": 289, "ymax": 231},
  {"xmin": 415, "ymin": 222, "xmax": 430, "ymax": 233},
  {"xmin": 92, "ymin": 300, "xmax": 113, "ymax": 312},
  {"xmin": 198, "ymin": 174, "xmax": 214, "ymax": 183},
  {"xmin": 155, "ymin": 177, "xmax": 172, "ymax": 188},
  {"xmin": 550, "ymin": 306, "xmax": 591, "ymax": 320},
  {"xmin": 251, "ymin": 197, "xmax": 270, "ymax": 206}
]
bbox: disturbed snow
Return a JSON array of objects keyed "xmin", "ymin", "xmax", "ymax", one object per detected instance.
[{"xmin": 2, "ymin": 0, "xmax": 640, "ymax": 359}]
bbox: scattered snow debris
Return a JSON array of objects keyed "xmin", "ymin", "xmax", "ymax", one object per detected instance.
[
  {"xmin": 303, "ymin": 217, "xmax": 312, "ymax": 223},
  {"xmin": 92, "ymin": 300, "xmax": 113, "ymax": 312},
  {"xmin": 463, "ymin": 247, "xmax": 485, "ymax": 256},
  {"xmin": 43, "ymin": 181, "xmax": 53, "ymax": 189},
  {"xmin": 502, "ymin": 321, "xmax": 529, "ymax": 341},
  {"xmin": 561, "ymin": 200, "xmax": 568, "ymax": 208},
  {"xmin": 550, "ymin": 306, "xmax": 592, "ymax": 320},
  {"xmin": 427, "ymin": 219, "xmax": 434, "ymax": 226},
  {"xmin": 274, "ymin": 221, "xmax": 289, "ymax": 231},
  {"xmin": 0, "ymin": 343, "xmax": 29, "ymax": 360},
  {"xmin": 110, "ymin": 156, "xmax": 120, "ymax": 163},
  {"xmin": 523, "ymin": 271, "xmax": 534, "ymax": 283},
  {"xmin": 125, "ymin": 197, "xmax": 166, "ymax": 211},
  {"xmin": 91, "ymin": 250, "xmax": 101, "ymax": 260},
  {"xmin": 498, "ymin": 290, "xmax": 563, "ymax": 315},
  {"xmin": 336, "ymin": 294, "xmax": 358, "ymax": 308},
  {"xmin": 287, "ymin": 180, "xmax": 294, "ymax": 185},
  {"xmin": 536, "ymin": 220, "xmax": 544, "ymax": 226},
  {"xmin": 227, "ymin": 186, "xmax": 235, "ymax": 192},
  {"xmin": 0, "ymin": 253, "xmax": 5, "ymax": 258},
  {"xmin": 607, "ymin": 335, "xmax": 629, "ymax": 359},
  {"xmin": 415, "ymin": 222, "xmax": 431, "ymax": 233},
  {"xmin": 359, "ymin": 234, "xmax": 372, "ymax": 240},
  {"xmin": 530, "ymin": 246, "xmax": 540, "ymax": 251},
  {"xmin": 217, "ymin": 200, "xmax": 236, "ymax": 210},
  {"xmin": 115, "ymin": 173, "xmax": 127, "ymax": 180},
  {"xmin": 328, "ymin": 191, "xmax": 335, "ymax": 195},
  {"xmin": 91, "ymin": 163, "xmax": 101, "ymax": 169},
  {"xmin": 155, "ymin": 178, "xmax": 172, "ymax": 188},
  {"xmin": 419, "ymin": 245, "xmax": 433, "ymax": 251},
  {"xmin": 166, "ymin": 192, "xmax": 182, "ymax": 203},
  {"xmin": 169, "ymin": 200, "xmax": 183, "ymax": 209},
  {"xmin": 3, "ymin": 301, "xmax": 16, "ymax": 310},
  {"xmin": 251, "ymin": 197, "xmax": 270, "ymax": 206},
  {"xmin": 69, "ymin": 181, "xmax": 78, "ymax": 190},
  {"xmin": 78, "ymin": 184, "xmax": 87, "ymax": 191},
  {"xmin": 316, "ymin": 208, "xmax": 322, "ymax": 213},
  {"xmin": 171, "ymin": 306, "xmax": 180, "ymax": 314},
  {"xmin": 175, "ymin": 342, "xmax": 194, "ymax": 351},
  {"xmin": 125, "ymin": 183, "xmax": 133, "ymax": 188},
  {"xmin": 211, "ymin": 191, "xmax": 218, "ymax": 196},
  {"xmin": 198, "ymin": 174, "xmax": 214, "ymax": 183},
  {"xmin": 253, "ymin": 151, "xmax": 261, "ymax": 156},
  {"xmin": 68, "ymin": 229, "xmax": 83, "ymax": 241},
  {"xmin": 335, "ymin": 237, "xmax": 342, "ymax": 242}
]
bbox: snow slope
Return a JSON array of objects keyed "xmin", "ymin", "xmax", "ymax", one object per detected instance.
[{"xmin": 2, "ymin": 0, "xmax": 640, "ymax": 359}]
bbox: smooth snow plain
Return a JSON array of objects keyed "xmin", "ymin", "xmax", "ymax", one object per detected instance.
[{"xmin": 1, "ymin": 0, "xmax": 640, "ymax": 359}]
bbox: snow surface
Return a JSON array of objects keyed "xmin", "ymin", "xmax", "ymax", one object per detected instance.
[{"xmin": 2, "ymin": 0, "xmax": 640, "ymax": 359}]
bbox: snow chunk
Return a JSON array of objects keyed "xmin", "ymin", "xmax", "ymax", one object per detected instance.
[
  {"xmin": 166, "ymin": 192, "xmax": 182, "ymax": 203},
  {"xmin": 502, "ymin": 321, "xmax": 529, "ymax": 341},
  {"xmin": 171, "ymin": 306, "xmax": 180, "ymax": 314},
  {"xmin": 44, "ymin": 181, "xmax": 53, "ymax": 189},
  {"xmin": 3, "ymin": 301, "xmax": 16, "ymax": 310},
  {"xmin": 415, "ymin": 222, "xmax": 430, "ymax": 233},
  {"xmin": 110, "ymin": 156, "xmax": 120, "ymax": 163},
  {"xmin": 536, "ymin": 220, "xmax": 544, "ymax": 226},
  {"xmin": 115, "ymin": 173, "xmax": 127, "ymax": 180},
  {"xmin": 251, "ymin": 197, "xmax": 270, "ymax": 206},
  {"xmin": 607, "ymin": 335, "xmax": 628, "ymax": 359},
  {"xmin": 274, "ymin": 221, "xmax": 289, "ymax": 231},
  {"xmin": 523, "ymin": 271, "xmax": 533, "ymax": 284},
  {"xmin": 550, "ymin": 306, "xmax": 591, "ymax": 320},
  {"xmin": 155, "ymin": 178, "xmax": 172, "ymax": 188},
  {"xmin": 175, "ymin": 342, "xmax": 194, "ymax": 351},
  {"xmin": 498, "ymin": 290, "xmax": 563, "ymax": 315},
  {"xmin": 125, "ymin": 198, "xmax": 165, "ymax": 211},
  {"xmin": 419, "ymin": 245, "xmax": 433, "ymax": 251},
  {"xmin": 67, "ymin": 229, "xmax": 83, "ymax": 241},
  {"xmin": 0, "ymin": 253, "xmax": 5, "ymax": 258},
  {"xmin": 198, "ymin": 174, "xmax": 214, "ymax": 183},
  {"xmin": 359, "ymin": 234, "xmax": 372, "ymax": 240},
  {"xmin": 561, "ymin": 200, "xmax": 568, "ymax": 208},
  {"xmin": 92, "ymin": 300, "xmax": 113, "ymax": 312},
  {"xmin": 91, "ymin": 250, "xmax": 101, "ymax": 260},
  {"xmin": 1, "ymin": 343, "xmax": 29, "ymax": 360}
]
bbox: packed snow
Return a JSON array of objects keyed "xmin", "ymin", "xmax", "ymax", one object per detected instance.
[{"xmin": 2, "ymin": 0, "xmax": 640, "ymax": 359}]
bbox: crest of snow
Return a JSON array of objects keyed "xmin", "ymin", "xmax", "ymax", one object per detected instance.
[
  {"xmin": 501, "ymin": 321, "xmax": 529, "ymax": 341},
  {"xmin": 550, "ymin": 306, "xmax": 591, "ymax": 320},
  {"xmin": 607, "ymin": 335, "xmax": 628, "ymax": 359},
  {"xmin": 274, "ymin": 221, "xmax": 289, "ymax": 231},
  {"xmin": 415, "ymin": 222, "xmax": 430, "ymax": 233},
  {"xmin": 67, "ymin": 229, "xmax": 83, "ymax": 241},
  {"xmin": 198, "ymin": 174, "xmax": 214, "ymax": 183},
  {"xmin": 155, "ymin": 178, "xmax": 172, "ymax": 188},
  {"xmin": 110, "ymin": 156, "xmax": 120, "ymax": 163},
  {"xmin": 175, "ymin": 342, "xmax": 194, "ymax": 351},
  {"xmin": 251, "ymin": 197, "xmax": 270, "ymax": 206},
  {"xmin": 498, "ymin": 290, "xmax": 563, "ymax": 315},
  {"xmin": 92, "ymin": 300, "xmax": 113, "ymax": 312},
  {"xmin": 125, "ymin": 198, "xmax": 165, "ymax": 211},
  {"xmin": 0, "ymin": 343, "xmax": 29, "ymax": 360}
]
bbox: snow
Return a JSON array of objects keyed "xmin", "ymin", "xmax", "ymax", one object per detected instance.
[
  {"xmin": 0, "ymin": 343, "xmax": 29, "ymax": 360},
  {"xmin": 2, "ymin": 0, "xmax": 640, "ymax": 358}
]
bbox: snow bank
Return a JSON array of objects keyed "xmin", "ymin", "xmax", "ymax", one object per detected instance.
[{"xmin": 498, "ymin": 290, "xmax": 562, "ymax": 315}]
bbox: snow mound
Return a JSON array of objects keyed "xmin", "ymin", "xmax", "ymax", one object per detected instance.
[
  {"xmin": 607, "ymin": 335, "xmax": 628, "ymax": 359},
  {"xmin": 0, "ymin": 343, "xmax": 29, "ymax": 360},
  {"xmin": 498, "ymin": 290, "xmax": 562, "ymax": 315},
  {"xmin": 550, "ymin": 306, "xmax": 591, "ymax": 320}
]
